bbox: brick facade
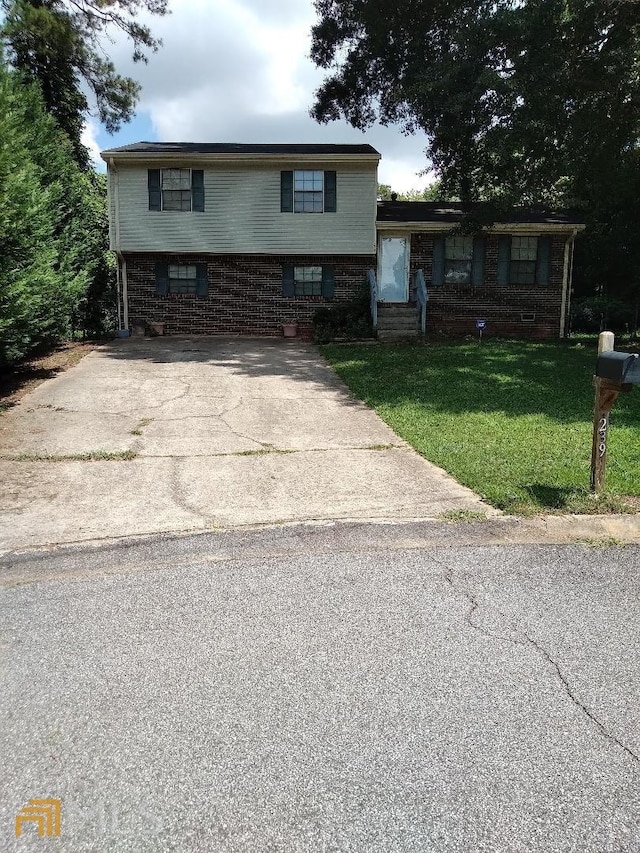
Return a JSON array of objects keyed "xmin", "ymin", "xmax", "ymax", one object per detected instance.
[
  {"xmin": 409, "ymin": 232, "xmax": 571, "ymax": 339},
  {"xmin": 122, "ymin": 253, "xmax": 375, "ymax": 337},
  {"xmin": 122, "ymin": 232, "xmax": 570, "ymax": 340}
]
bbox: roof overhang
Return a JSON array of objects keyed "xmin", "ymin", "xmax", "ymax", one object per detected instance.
[
  {"xmin": 101, "ymin": 152, "xmax": 381, "ymax": 166},
  {"xmin": 376, "ymin": 221, "xmax": 586, "ymax": 234}
]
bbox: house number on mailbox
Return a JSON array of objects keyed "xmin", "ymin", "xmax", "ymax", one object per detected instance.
[{"xmin": 598, "ymin": 416, "xmax": 608, "ymax": 459}]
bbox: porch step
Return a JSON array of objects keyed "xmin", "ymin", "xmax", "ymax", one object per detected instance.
[
  {"xmin": 376, "ymin": 302, "xmax": 420, "ymax": 341},
  {"xmin": 377, "ymin": 317, "xmax": 419, "ymax": 330}
]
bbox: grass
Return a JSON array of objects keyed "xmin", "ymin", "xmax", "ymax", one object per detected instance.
[
  {"xmin": 438, "ymin": 509, "xmax": 490, "ymax": 522},
  {"xmin": 0, "ymin": 450, "xmax": 138, "ymax": 462},
  {"xmin": 574, "ymin": 536, "xmax": 626, "ymax": 548},
  {"xmin": 322, "ymin": 340, "xmax": 640, "ymax": 515},
  {"xmin": 131, "ymin": 417, "xmax": 153, "ymax": 436}
]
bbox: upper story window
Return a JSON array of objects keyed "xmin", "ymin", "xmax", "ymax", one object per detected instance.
[
  {"xmin": 444, "ymin": 235, "xmax": 474, "ymax": 285},
  {"xmin": 294, "ymin": 171, "xmax": 324, "ymax": 213},
  {"xmin": 162, "ymin": 169, "xmax": 192, "ymax": 211},
  {"xmin": 148, "ymin": 169, "xmax": 205, "ymax": 212},
  {"xmin": 280, "ymin": 170, "xmax": 336, "ymax": 213}
]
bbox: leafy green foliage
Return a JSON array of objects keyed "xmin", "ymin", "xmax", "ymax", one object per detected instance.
[
  {"xmin": 312, "ymin": 281, "xmax": 372, "ymax": 342},
  {"xmin": 571, "ymin": 297, "xmax": 636, "ymax": 335},
  {"xmin": 2, "ymin": 0, "xmax": 168, "ymax": 162},
  {"xmin": 322, "ymin": 340, "xmax": 640, "ymax": 514},
  {"xmin": 377, "ymin": 182, "xmax": 449, "ymax": 201},
  {"xmin": 0, "ymin": 59, "xmax": 112, "ymax": 367},
  {"xmin": 312, "ymin": 1, "xmax": 640, "ymax": 305}
]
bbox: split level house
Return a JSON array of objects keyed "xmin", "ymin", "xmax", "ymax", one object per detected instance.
[{"xmin": 101, "ymin": 142, "xmax": 585, "ymax": 340}]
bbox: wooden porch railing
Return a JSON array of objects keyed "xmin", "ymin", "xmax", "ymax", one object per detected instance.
[
  {"xmin": 415, "ymin": 269, "xmax": 427, "ymax": 336},
  {"xmin": 368, "ymin": 268, "xmax": 378, "ymax": 332}
]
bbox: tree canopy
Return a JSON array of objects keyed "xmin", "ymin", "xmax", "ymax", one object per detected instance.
[
  {"xmin": 311, "ymin": 0, "xmax": 640, "ymax": 310},
  {"xmin": 311, "ymin": 0, "xmax": 640, "ymax": 205},
  {"xmin": 0, "ymin": 57, "xmax": 113, "ymax": 365},
  {"xmin": 1, "ymin": 0, "xmax": 169, "ymax": 163}
]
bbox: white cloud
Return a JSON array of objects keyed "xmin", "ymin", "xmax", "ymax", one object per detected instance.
[
  {"xmin": 102, "ymin": 0, "xmax": 434, "ymax": 192},
  {"xmin": 81, "ymin": 119, "xmax": 103, "ymax": 169}
]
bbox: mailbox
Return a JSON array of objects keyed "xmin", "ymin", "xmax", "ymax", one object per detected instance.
[{"xmin": 596, "ymin": 351, "xmax": 640, "ymax": 384}]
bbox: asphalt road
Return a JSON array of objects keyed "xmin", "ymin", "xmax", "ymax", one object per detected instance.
[{"xmin": 1, "ymin": 522, "xmax": 639, "ymax": 852}]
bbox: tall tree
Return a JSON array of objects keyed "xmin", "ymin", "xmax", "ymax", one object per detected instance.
[
  {"xmin": 0, "ymin": 57, "xmax": 111, "ymax": 365},
  {"xmin": 311, "ymin": 1, "xmax": 640, "ymax": 203},
  {"xmin": 1, "ymin": 0, "xmax": 168, "ymax": 163},
  {"xmin": 310, "ymin": 0, "xmax": 640, "ymax": 306}
]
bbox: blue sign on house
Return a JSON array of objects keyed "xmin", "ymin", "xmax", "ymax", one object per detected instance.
[{"xmin": 475, "ymin": 319, "xmax": 487, "ymax": 330}]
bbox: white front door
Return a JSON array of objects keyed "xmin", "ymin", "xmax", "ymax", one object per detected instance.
[{"xmin": 378, "ymin": 236, "xmax": 409, "ymax": 302}]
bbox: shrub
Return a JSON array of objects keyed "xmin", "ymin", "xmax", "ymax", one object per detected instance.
[
  {"xmin": 570, "ymin": 296, "xmax": 633, "ymax": 334},
  {"xmin": 312, "ymin": 281, "xmax": 372, "ymax": 343}
]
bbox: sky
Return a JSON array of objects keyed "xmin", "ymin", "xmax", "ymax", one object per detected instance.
[{"xmin": 87, "ymin": 0, "xmax": 434, "ymax": 192}]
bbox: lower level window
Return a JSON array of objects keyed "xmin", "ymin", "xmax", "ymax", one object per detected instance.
[
  {"xmin": 294, "ymin": 266, "xmax": 323, "ymax": 296},
  {"xmin": 510, "ymin": 236, "xmax": 537, "ymax": 285},
  {"xmin": 169, "ymin": 264, "xmax": 197, "ymax": 294},
  {"xmin": 445, "ymin": 236, "xmax": 473, "ymax": 285}
]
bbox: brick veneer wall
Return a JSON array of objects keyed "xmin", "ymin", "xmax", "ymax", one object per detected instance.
[
  {"xmin": 122, "ymin": 253, "xmax": 376, "ymax": 336},
  {"xmin": 410, "ymin": 232, "xmax": 571, "ymax": 339},
  {"xmin": 122, "ymin": 234, "xmax": 571, "ymax": 340}
]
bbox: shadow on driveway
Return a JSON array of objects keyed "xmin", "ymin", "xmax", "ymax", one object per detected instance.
[{"xmin": 0, "ymin": 337, "xmax": 496, "ymax": 550}]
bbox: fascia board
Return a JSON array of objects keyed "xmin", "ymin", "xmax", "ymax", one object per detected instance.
[
  {"xmin": 101, "ymin": 152, "xmax": 381, "ymax": 166},
  {"xmin": 375, "ymin": 221, "xmax": 585, "ymax": 233}
]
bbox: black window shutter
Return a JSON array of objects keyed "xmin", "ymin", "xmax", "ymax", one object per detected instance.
[
  {"xmin": 497, "ymin": 236, "xmax": 511, "ymax": 286},
  {"xmin": 281, "ymin": 171, "xmax": 293, "ymax": 212},
  {"xmin": 324, "ymin": 171, "xmax": 337, "ymax": 212},
  {"xmin": 155, "ymin": 261, "xmax": 169, "ymax": 296},
  {"xmin": 148, "ymin": 170, "xmax": 161, "ymax": 211},
  {"xmin": 321, "ymin": 265, "xmax": 335, "ymax": 298},
  {"xmin": 536, "ymin": 236, "xmax": 551, "ymax": 285},
  {"xmin": 196, "ymin": 263, "xmax": 208, "ymax": 297},
  {"xmin": 192, "ymin": 170, "xmax": 205, "ymax": 212},
  {"xmin": 432, "ymin": 237, "xmax": 445, "ymax": 286},
  {"xmin": 472, "ymin": 236, "xmax": 486, "ymax": 286},
  {"xmin": 282, "ymin": 264, "xmax": 295, "ymax": 297}
]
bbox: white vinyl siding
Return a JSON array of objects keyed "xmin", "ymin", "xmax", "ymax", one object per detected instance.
[{"xmin": 109, "ymin": 163, "xmax": 377, "ymax": 254}]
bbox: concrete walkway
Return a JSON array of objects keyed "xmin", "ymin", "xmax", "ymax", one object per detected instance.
[{"xmin": 0, "ymin": 337, "xmax": 495, "ymax": 551}]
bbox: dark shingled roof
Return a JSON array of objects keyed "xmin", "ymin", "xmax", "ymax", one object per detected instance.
[
  {"xmin": 377, "ymin": 200, "xmax": 585, "ymax": 225},
  {"xmin": 101, "ymin": 142, "xmax": 380, "ymax": 156}
]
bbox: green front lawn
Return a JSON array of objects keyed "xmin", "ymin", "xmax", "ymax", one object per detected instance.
[{"xmin": 323, "ymin": 341, "xmax": 640, "ymax": 514}]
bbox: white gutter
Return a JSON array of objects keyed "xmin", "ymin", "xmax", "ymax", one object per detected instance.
[
  {"xmin": 376, "ymin": 221, "xmax": 586, "ymax": 235},
  {"xmin": 109, "ymin": 157, "xmax": 128, "ymax": 331},
  {"xmin": 101, "ymin": 152, "xmax": 381, "ymax": 166},
  {"xmin": 561, "ymin": 231, "xmax": 578, "ymax": 338}
]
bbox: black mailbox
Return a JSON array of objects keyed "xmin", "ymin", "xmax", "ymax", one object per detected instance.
[{"xmin": 596, "ymin": 351, "xmax": 640, "ymax": 384}]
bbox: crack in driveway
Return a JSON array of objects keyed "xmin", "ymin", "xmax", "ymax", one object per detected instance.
[
  {"xmin": 167, "ymin": 457, "xmax": 210, "ymax": 525},
  {"xmin": 436, "ymin": 555, "xmax": 640, "ymax": 767}
]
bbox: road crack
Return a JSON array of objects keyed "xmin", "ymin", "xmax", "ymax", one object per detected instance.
[{"xmin": 437, "ymin": 555, "xmax": 640, "ymax": 767}]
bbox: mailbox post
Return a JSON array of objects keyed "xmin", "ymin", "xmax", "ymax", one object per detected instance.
[{"xmin": 590, "ymin": 333, "xmax": 639, "ymax": 492}]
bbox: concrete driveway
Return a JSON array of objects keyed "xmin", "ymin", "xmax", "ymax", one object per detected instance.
[{"xmin": 0, "ymin": 337, "xmax": 494, "ymax": 550}]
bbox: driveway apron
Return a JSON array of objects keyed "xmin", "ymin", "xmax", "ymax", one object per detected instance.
[{"xmin": 0, "ymin": 338, "xmax": 495, "ymax": 550}]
